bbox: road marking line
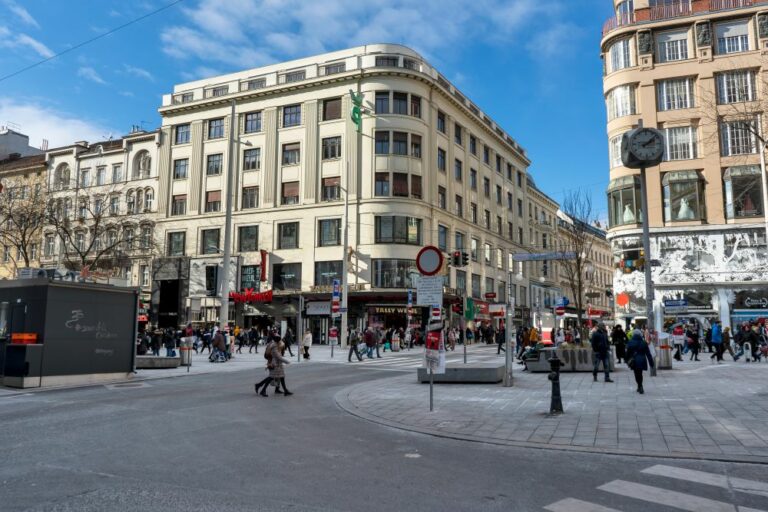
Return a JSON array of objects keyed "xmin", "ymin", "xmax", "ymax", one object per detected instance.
[
  {"xmin": 544, "ymin": 498, "xmax": 622, "ymax": 512},
  {"xmin": 598, "ymin": 479, "xmax": 767, "ymax": 512},
  {"xmin": 642, "ymin": 465, "xmax": 768, "ymax": 497}
]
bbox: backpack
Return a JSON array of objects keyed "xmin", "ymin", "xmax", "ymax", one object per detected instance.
[{"xmin": 264, "ymin": 342, "xmax": 274, "ymax": 361}]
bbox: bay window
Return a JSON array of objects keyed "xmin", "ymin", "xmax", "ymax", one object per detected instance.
[
  {"xmin": 372, "ymin": 259, "xmax": 417, "ymax": 288},
  {"xmin": 609, "ymin": 135, "xmax": 623, "ymax": 168},
  {"xmin": 607, "ymin": 175, "xmax": 641, "ymax": 227},
  {"xmin": 606, "ymin": 84, "xmax": 636, "ymax": 120},
  {"xmin": 662, "ymin": 170, "xmax": 705, "ymax": 222},
  {"xmin": 724, "ymin": 165, "xmax": 763, "ymax": 219},
  {"xmin": 608, "ymin": 38, "xmax": 631, "ymax": 73}
]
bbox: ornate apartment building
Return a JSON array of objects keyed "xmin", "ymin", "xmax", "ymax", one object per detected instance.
[
  {"xmin": 602, "ymin": 0, "xmax": 768, "ymax": 328},
  {"xmin": 153, "ymin": 44, "xmax": 534, "ymax": 332}
]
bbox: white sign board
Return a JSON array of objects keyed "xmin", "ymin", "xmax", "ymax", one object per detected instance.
[
  {"xmin": 415, "ymin": 275, "xmax": 443, "ymax": 306},
  {"xmin": 306, "ymin": 301, "xmax": 331, "ymax": 316}
]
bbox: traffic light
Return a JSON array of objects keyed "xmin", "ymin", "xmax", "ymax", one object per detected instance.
[
  {"xmin": 461, "ymin": 252, "xmax": 469, "ymax": 266},
  {"xmin": 451, "ymin": 251, "xmax": 461, "ymax": 266},
  {"xmin": 350, "ymin": 90, "xmax": 363, "ymax": 132}
]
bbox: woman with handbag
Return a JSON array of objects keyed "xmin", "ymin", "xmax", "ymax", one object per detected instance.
[{"xmin": 626, "ymin": 331, "xmax": 654, "ymax": 394}]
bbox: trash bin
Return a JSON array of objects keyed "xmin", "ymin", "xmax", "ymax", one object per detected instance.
[
  {"xmin": 657, "ymin": 342, "xmax": 673, "ymax": 370},
  {"xmin": 179, "ymin": 340, "xmax": 192, "ymax": 366}
]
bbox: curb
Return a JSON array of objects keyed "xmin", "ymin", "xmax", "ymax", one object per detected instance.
[{"xmin": 334, "ymin": 385, "xmax": 768, "ymax": 466}]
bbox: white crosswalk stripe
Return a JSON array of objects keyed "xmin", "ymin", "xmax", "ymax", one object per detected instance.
[
  {"xmin": 642, "ymin": 465, "xmax": 768, "ymax": 498},
  {"xmin": 544, "ymin": 498, "xmax": 622, "ymax": 512}
]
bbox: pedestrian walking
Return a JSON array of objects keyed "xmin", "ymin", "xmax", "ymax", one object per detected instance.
[
  {"xmin": 590, "ymin": 322, "xmax": 613, "ymax": 382},
  {"xmin": 302, "ymin": 329, "xmax": 312, "ymax": 360},
  {"xmin": 626, "ymin": 331, "xmax": 655, "ymax": 394},
  {"xmin": 374, "ymin": 327, "xmax": 384, "ymax": 358},
  {"xmin": 364, "ymin": 327, "xmax": 375, "ymax": 359},
  {"xmin": 611, "ymin": 325, "xmax": 626, "ymax": 363},
  {"xmin": 255, "ymin": 339, "xmax": 292, "ymax": 396},
  {"xmin": 348, "ymin": 327, "xmax": 363, "ymax": 362},
  {"xmin": 448, "ymin": 328, "xmax": 457, "ymax": 351},
  {"xmin": 283, "ymin": 327, "xmax": 295, "ymax": 357},
  {"xmin": 496, "ymin": 327, "xmax": 506, "ymax": 355},
  {"xmin": 722, "ymin": 326, "xmax": 736, "ymax": 360},
  {"xmin": 686, "ymin": 325, "xmax": 700, "ymax": 361},
  {"xmin": 163, "ymin": 329, "xmax": 175, "ymax": 357},
  {"xmin": 248, "ymin": 327, "xmax": 259, "ymax": 353},
  {"xmin": 710, "ymin": 321, "xmax": 724, "ymax": 362}
]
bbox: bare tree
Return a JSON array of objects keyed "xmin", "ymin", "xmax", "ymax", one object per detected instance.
[
  {"xmin": 556, "ymin": 189, "xmax": 600, "ymax": 333},
  {"xmin": 0, "ymin": 174, "xmax": 48, "ymax": 271}
]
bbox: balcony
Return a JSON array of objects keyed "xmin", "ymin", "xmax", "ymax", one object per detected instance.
[
  {"xmin": 649, "ymin": 1, "xmax": 692, "ymax": 21},
  {"xmin": 710, "ymin": 0, "xmax": 754, "ymax": 10}
]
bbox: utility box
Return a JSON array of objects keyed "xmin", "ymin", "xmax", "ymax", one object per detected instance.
[{"xmin": 0, "ymin": 278, "xmax": 139, "ymax": 388}]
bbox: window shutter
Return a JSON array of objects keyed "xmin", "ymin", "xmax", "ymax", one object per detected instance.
[
  {"xmin": 207, "ymin": 191, "xmax": 221, "ymax": 202},
  {"xmin": 716, "ymin": 20, "xmax": 748, "ymax": 39},
  {"xmin": 283, "ymin": 181, "xmax": 299, "ymax": 196}
]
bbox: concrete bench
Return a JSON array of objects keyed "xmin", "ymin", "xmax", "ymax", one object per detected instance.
[
  {"xmin": 526, "ymin": 347, "xmax": 615, "ymax": 373},
  {"xmin": 417, "ymin": 363, "xmax": 504, "ymax": 384},
  {"xmin": 135, "ymin": 356, "xmax": 181, "ymax": 369}
]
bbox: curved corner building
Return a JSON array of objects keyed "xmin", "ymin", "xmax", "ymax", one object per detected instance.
[
  {"xmin": 154, "ymin": 44, "xmax": 532, "ymax": 332},
  {"xmin": 601, "ymin": 0, "xmax": 768, "ymax": 329}
]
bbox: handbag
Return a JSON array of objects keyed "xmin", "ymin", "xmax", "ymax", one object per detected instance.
[
  {"xmin": 357, "ymin": 342, "xmax": 367, "ymax": 353},
  {"xmin": 627, "ymin": 358, "xmax": 636, "ymax": 370}
]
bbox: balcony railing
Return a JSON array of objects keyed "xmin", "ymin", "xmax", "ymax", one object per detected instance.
[
  {"xmin": 710, "ymin": 0, "xmax": 753, "ymax": 10},
  {"xmin": 602, "ymin": 12, "xmax": 635, "ymax": 36},
  {"xmin": 649, "ymin": 1, "xmax": 692, "ymax": 20}
]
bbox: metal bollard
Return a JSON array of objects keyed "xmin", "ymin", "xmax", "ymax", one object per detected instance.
[{"xmin": 548, "ymin": 352, "xmax": 563, "ymax": 415}]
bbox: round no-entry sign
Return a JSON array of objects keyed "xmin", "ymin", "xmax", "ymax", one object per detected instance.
[
  {"xmin": 555, "ymin": 306, "xmax": 565, "ymax": 317},
  {"xmin": 416, "ymin": 245, "xmax": 443, "ymax": 276}
]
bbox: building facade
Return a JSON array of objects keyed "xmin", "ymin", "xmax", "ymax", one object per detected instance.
[
  {"xmin": 602, "ymin": 0, "xmax": 768, "ymax": 329},
  {"xmin": 154, "ymin": 44, "xmax": 534, "ymax": 333}
]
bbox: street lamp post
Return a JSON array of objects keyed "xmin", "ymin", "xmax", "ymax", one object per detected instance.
[{"xmin": 219, "ymin": 100, "xmax": 236, "ymax": 338}]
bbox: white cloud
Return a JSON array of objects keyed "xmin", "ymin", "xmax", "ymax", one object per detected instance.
[
  {"xmin": 123, "ymin": 64, "xmax": 154, "ymax": 81},
  {"xmin": 0, "ymin": 27, "xmax": 54, "ymax": 58},
  {"xmin": 526, "ymin": 22, "xmax": 584, "ymax": 59},
  {"xmin": 161, "ymin": 0, "xmax": 562, "ymax": 70},
  {"xmin": 77, "ymin": 66, "xmax": 107, "ymax": 85},
  {"xmin": 0, "ymin": 97, "xmax": 116, "ymax": 148},
  {"xmin": 3, "ymin": 0, "xmax": 39, "ymax": 28}
]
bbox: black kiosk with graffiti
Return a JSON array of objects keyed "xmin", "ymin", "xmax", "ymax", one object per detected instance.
[{"xmin": 0, "ymin": 278, "xmax": 139, "ymax": 388}]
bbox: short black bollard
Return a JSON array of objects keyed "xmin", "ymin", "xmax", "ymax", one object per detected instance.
[{"xmin": 548, "ymin": 352, "xmax": 563, "ymax": 415}]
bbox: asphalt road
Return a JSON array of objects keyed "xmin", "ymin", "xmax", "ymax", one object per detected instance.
[{"xmin": 1, "ymin": 361, "xmax": 767, "ymax": 511}]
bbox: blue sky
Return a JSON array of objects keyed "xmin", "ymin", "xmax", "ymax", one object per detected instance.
[{"xmin": 0, "ymin": 0, "xmax": 613, "ymax": 219}]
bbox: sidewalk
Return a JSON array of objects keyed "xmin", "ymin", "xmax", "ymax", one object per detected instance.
[{"xmin": 335, "ymin": 350, "xmax": 768, "ymax": 464}]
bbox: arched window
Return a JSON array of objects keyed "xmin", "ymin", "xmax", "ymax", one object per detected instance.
[
  {"xmin": 144, "ymin": 188, "xmax": 154, "ymax": 211},
  {"xmin": 140, "ymin": 225, "xmax": 152, "ymax": 249},
  {"xmin": 54, "ymin": 164, "xmax": 71, "ymax": 190},
  {"xmin": 126, "ymin": 190, "xmax": 136, "ymax": 214},
  {"xmin": 133, "ymin": 150, "xmax": 151, "ymax": 179},
  {"xmin": 123, "ymin": 227, "xmax": 135, "ymax": 250},
  {"xmin": 136, "ymin": 189, "xmax": 144, "ymax": 213}
]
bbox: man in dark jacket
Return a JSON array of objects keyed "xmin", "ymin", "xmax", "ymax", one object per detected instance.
[{"xmin": 591, "ymin": 323, "xmax": 613, "ymax": 382}]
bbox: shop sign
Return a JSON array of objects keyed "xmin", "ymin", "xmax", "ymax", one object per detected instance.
[
  {"xmin": 735, "ymin": 290, "xmax": 768, "ymax": 309},
  {"xmin": 306, "ymin": 302, "xmax": 331, "ymax": 316},
  {"xmin": 240, "ymin": 265, "xmax": 261, "ymax": 290},
  {"xmin": 489, "ymin": 304, "xmax": 506, "ymax": 318},
  {"xmin": 370, "ymin": 306, "xmax": 409, "ymax": 314},
  {"xmin": 664, "ymin": 299, "xmax": 688, "ymax": 315}
]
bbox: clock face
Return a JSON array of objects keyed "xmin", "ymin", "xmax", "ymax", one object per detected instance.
[{"xmin": 629, "ymin": 129, "xmax": 664, "ymax": 163}]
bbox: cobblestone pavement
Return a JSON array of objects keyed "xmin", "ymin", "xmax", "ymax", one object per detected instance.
[{"xmin": 335, "ymin": 350, "xmax": 768, "ymax": 463}]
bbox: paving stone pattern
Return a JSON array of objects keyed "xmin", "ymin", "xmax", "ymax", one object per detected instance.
[{"xmin": 338, "ymin": 354, "xmax": 768, "ymax": 463}]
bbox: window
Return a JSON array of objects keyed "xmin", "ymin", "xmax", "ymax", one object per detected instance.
[
  {"xmin": 109, "ymin": 196, "xmax": 119, "ymax": 215},
  {"xmin": 662, "ymin": 171, "xmax": 704, "ymax": 222},
  {"xmin": 496, "ymin": 185, "xmax": 502, "ymax": 204},
  {"xmin": 720, "ymin": 119, "xmax": 757, "ymax": 156},
  {"xmin": 283, "ymin": 104, "xmax": 301, "ymax": 127},
  {"xmin": 609, "ymin": 135, "xmax": 623, "ymax": 168},
  {"xmin": 375, "ymin": 131, "xmax": 390, "ymax": 154},
  {"xmin": 244, "ymin": 112, "xmax": 262, "ymax": 133},
  {"xmin": 273, "ymin": 263, "xmax": 302, "ymax": 290},
  {"xmin": 507, "ymin": 163, "xmax": 513, "ymax": 181},
  {"xmin": 208, "ymin": 118, "xmax": 224, "ymax": 139},
  {"xmin": 245, "ymin": 78, "xmax": 266, "ymax": 90},
  {"xmin": 393, "ymin": 173, "xmax": 409, "ymax": 197},
  {"xmin": 322, "ymin": 97, "xmax": 342, "ymax": 121},
  {"xmin": 201, "ymin": 228, "xmax": 220, "ymax": 254},
  {"xmin": 322, "ymin": 136, "xmax": 342, "ymax": 160},
  {"xmin": 30, "ymin": 243, "xmax": 37, "ymax": 260},
  {"xmin": 471, "ymin": 203, "xmax": 477, "ymax": 224},
  {"xmin": 140, "ymin": 226, "xmax": 152, "ymax": 249},
  {"xmin": 375, "ymin": 173, "xmax": 390, "ymax": 196},
  {"xmin": 518, "ymin": 227, "xmax": 524, "ymax": 244},
  {"xmin": 656, "ymin": 29, "xmax": 688, "ymax": 63},
  {"xmin": 471, "ymin": 238, "xmax": 478, "ymax": 261},
  {"xmin": 174, "ymin": 92, "xmax": 193, "ymax": 104},
  {"xmin": 283, "ymin": 70, "xmax": 305, "ymax": 83},
  {"xmin": 315, "ymin": 261, "xmax": 342, "ymax": 286},
  {"xmin": 205, "ymin": 191, "xmax": 221, "ymax": 213},
  {"xmin": 507, "ymin": 192, "xmax": 513, "ymax": 209},
  {"xmin": 74, "ymin": 233, "xmax": 84, "ymax": 253},
  {"xmin": 606, "ymin": 85, "xmax": 636, "ymax": 120},
  {"xmin": 375, "ymin": 92, "xmax": 390, "ymax": 114},
  {"xmin": 281, "ymin": 181, "xmax": 300, "ymax": 205},
  {"xmin": 608, "ymin": 176, "xmax": 641, "ymax": 227},
  {"xmin": 456, "ymin": 270, "xmax": 467, "ymax": 294},
  {"xmin": 372, "ymin": 259, "xmax": 417, "ymax": 288},
  {"xmin": 210, "ymin": 85, "xmax": 228, "ymax": 97},
  {"xmin": 664, "ymin": 126, "xmax": 697, "ymax": 160},
  {"xmin": 318, "ymin": 219, "xmax": 341, "ymax": 246},
  {"xmin": 437, "ymin": 111, "xmax": 446, "ymax": 133},
  {"xmin": 484, "ymin": 210, "xmax": 491, "ymax": 229},
  {"xmin": 375, "ymin": 56, "xmax": 399, "ymax": 67},
  {"xmin": 237, "ymin": 226, "xmax": 259, "ymax": 252},
  {"xmin": 454, "ymin": 159, "xmax": 463, "ymax": 181},
  {"xmin": 542, "ymin": 233, "xmax": 548, "ymax": 249},
  {"xmin": 392, "ymin": 92, "xmax": 408, "ymax": 115},
  {"xmin": 508, "ymin": 222, "xmax": 514, "ymax": 239},
  {"xmin": 716, "ymin": 19, "xmax": 749, "ymax": 55},
  {"xmin": 112, "ymin": 164, "xmax": 122, "ymax": 183},
  {"xmin": 517, "ymin": 198, "xmax": 523, "ymax": 217},
  {"xmin": 469, "ymin": 136, "xmax": 477, "ymax": 155},
  {"xmin": 44, "ymin": 234, "xmax": 55, "ymax": 257},
  {"xmin": 171, "ymin": 195, "xmax": 186, "ymax": 216},
  {"xmin": 437, "ymin": 148, "xmax": 446, "ymax": 171},
  {"xmin": 471, "ymin": 274, "xmax": 481, "ymax": 298},
  {"xmin": 485, "ymin": 277, "xmax": 494, "ymax": 295},
  {"xmin": 455, "ymin": 232, "xmax": 465, "ymax": 250},
  {"xmin": 282, "ymin": 142, "xmax": 301, "ymax": 165},
  {"xmin": 716, "ymin": 70, "xmax": 756, "ymax": 104},
  {"xmin": 657, "ymin": 77, "xmax": 694, "ymax": 111},
  {"xmin": 80, "ymin": 169, "xmax": 90, "ymax": 188},
  {"xmin": 438, "ymin": 225, "xmax": 448, "ymax": 252},
  {"xmin": 374, "ymin": 216, "xmax": 422, "ymax": 245},
  {"xmin": 410, "ymin": 134, "xmax": 422, "ymax": 158},
  {"xmin": 517, "ymin": 171, "xmax": 523, "ymax": 188},
  {"xmin": 483, "ymin": 177, "xmax": 490, "ymax": 197},
  {"xmin": 173, "ymin": 159, "xmax": 188, "ymax": 179},
  {"xmin": 496, "ymin": 155, "xmax": 502, "ymax": 173},
  {"xmin": 609, "ymin": 38, "xmax": 631, "ymax": 72},
  {"xmin": 242, "ymin": 186, "xmax": 259, "ymax": 209},
  {"xmin": 323, "ymin": 62, "xmax": 345, "ymax": 75},
  {"xmin": 392, "ymin": 132, "xmax": 408, "ymax": 155},
  {"xmin": 411, "ymin": 175, "xmax": 422, "ymax": 199},
  {"xmin": 244, "ymin": 148, "xmax": 261, "ymax": 171},
  {"xmin": 455, "ymin": 195, "xmax": 463, "ymax": 217},
  {"xmin": 206, "ymin": 154, "xmax": 223, "ymax": 175},
  {"xmin": 724, "ymin": 165, "xmax": 764, "ymax": 219},
  {"xmin": 123, "ymin": 228, "xmax": 135, "ymax": 250},
  {"xmin": 497, "ymin": 216, "xmax": 503, "ymax": 235},
  {"xmin": 437, "ymin": 186, "xmax": 446, "ymax": 209},
  {"xmin": 410, "ymin": 95, "xmax": 421, "ymax": 118},
  {"xmin": 96, "ymin": 167, "xmax": 105, "ymax": 186},
  {"xmin": 322, "ymin": 177, "xmax": 340, "ymax": 201},
  {"xmin": 278, "ymin": 222, "xmax": 299, "ymax": 249},
  {"xmin": 483, "ymin": 145, "xmax": 490, "ymax": 164},
  {"xmin": 454, "ymin": 124, "xmax": 463, "ymax": 145},
  {"xmin": 175, "ymin": 124, "xmax": 190, "ymax": 144}
]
